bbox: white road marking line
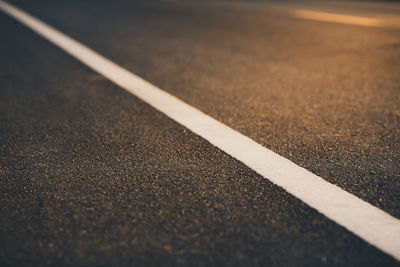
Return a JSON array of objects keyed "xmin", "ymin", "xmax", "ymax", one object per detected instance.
[
  {"xmin": 293, "ymin": 9, "xmax": 382, "ymax": 27},
  {"xmin": 1, "ymin": 0, "xmax": 399, "ymax": 260}
]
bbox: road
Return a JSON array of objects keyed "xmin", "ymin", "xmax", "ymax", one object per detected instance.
[{"xmin": 1, "ymin": 0, "xmax": 400, "ymax": 266}]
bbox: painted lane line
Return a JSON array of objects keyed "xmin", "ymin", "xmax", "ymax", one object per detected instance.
[
  {"xmin": 293, "ymin": 9, "xmax": 382, "ymax": 27},
  {"xmin": 1, "ymin": 0, "xmax": 399, "ymax": 260}
]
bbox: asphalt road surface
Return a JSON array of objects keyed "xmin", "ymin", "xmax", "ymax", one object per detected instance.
[{"xmin": 1, "ymin": 0, "xmax": 400, "ymax": 266}]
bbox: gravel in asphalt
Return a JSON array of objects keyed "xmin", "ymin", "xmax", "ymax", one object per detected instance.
[
  {"xmin": 10, "ymin": 0, "xmax": 400, "ymax": 218},
  {"xmin": 1, "ymin": 1, "xmax": 400, "ymax": 266}
]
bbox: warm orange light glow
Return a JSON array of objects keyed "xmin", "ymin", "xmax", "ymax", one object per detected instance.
[{"xmin": 293, "ymin": 10, "xmax": 382, "ymax": 27}]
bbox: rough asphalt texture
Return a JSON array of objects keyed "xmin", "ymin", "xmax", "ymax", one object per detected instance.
[
  {"xmin": 1, "ymin": 0, "xmax": 399, "ymax": 266},
  {"xmin": 11, "ymin": 0, "xmax": 400, "ymax": 217}
]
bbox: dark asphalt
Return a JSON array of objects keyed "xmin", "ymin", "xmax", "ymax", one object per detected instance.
[
  {"xmin": 1, "ymin": 0, "xmax": 400, "ymax": 266},
  {"xmin": 9, "ymin": 0, "xmax": 400, "ymax": 217}
]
